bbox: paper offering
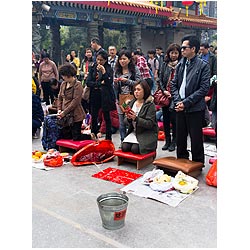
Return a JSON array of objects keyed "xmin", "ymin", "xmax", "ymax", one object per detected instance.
[{"xmin": 121, "ymin": 170, "xmax": 199, "ymax": 207}]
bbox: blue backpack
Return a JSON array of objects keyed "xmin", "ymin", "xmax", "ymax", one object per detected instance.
[{"xmin": 41, "ymin": 115, "xmax": 60, "ymax": 150}]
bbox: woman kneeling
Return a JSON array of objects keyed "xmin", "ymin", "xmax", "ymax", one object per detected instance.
[{"xmin": 122, "ymin": 79, "xmax": 158, "ymax": 154}]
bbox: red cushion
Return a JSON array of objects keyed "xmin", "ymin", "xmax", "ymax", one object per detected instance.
[
  {"xmin": 203, "ymin": 127, "xmax": 216, "ymax": 137},
  {"xmin": 56, "ymin": 139, "xmax": 94, "ymax": 150},
  {"xmin": 114, "ymin": 150, "xmax": 156, "ymax": 160}
]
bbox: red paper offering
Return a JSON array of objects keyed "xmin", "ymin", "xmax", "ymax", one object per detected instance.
[{"xmin": 92, "ymin": 167, "xmax": 142, "ymax": 185}]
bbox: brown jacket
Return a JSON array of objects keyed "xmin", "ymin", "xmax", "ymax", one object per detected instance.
[{"xmin": 58, "ymin": 79, "xmax": 85, "ymax": 122}]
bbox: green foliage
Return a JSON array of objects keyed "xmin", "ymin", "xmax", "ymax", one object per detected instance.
[
  {"xmin": 103, "ymin": 29, "xmax": 127, "ymax": 51},
  {"xmin": 60, "ymin": 26, "xmax": 87, "ymax": 55},
  {"xmin": 39, "ymin": 25, "xmax": 128, "ymax": 61},
  {"xmin": 209, "ymin": 33, "xmax": 217, "ymax": 47},
  {"xmin": 39, "ymin": 25, "xmax": 51, "ymax": 51}
]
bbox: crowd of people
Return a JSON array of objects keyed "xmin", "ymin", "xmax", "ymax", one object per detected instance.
[{"xmin": 32, "ymin": 35, "xmax": 217, "ymax": 164}]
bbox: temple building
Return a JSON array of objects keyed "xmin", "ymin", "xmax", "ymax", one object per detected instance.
[{"xmin": 32, "ymin": 1, "xmax": 217, "ymax": 65}]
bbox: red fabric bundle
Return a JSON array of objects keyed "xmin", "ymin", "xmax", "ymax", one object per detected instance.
[{"xmin": 71, "ymin": 140, "xmax": 115, "ymax": 166}]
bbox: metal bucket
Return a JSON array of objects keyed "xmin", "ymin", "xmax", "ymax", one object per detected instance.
[{"xmin": 97, "ymin": 192, "xmax": 129, "ymax": 230}]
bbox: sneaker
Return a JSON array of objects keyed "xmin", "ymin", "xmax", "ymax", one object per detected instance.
[
  {"xmin": 32, "ymin": 131, "xmax": 39, "ymax": 139},
  {"xmin": 168, "ymin": 141, "xmax": 176, "ymax": 152}
]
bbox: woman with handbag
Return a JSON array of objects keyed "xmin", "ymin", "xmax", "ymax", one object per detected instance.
[
  {"xmin": 122, "ymin": 80, "xmax": 158, "ymax": 154},
  {"xmin": 80, "ymin": 48, "xmax": 94, "ymax": 113},
  {"xmin": 57, "ymin": 64, "xmax": 93, "ymax": 141},
  {"xmin": 114, "ymin": 49, "xmax": 141, "ymax": 145},
  {"xmin": 158, "ymin": 43, "xmax": 182, "ymax": 151},
  {"xmin": 86, "ymin": 50, "xmax": 116, "ymax": 141}
]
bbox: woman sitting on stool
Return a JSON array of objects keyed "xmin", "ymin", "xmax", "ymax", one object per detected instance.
[{"xmin": 122, "ymin": 79, "xmax": 158, "ymax": 154}]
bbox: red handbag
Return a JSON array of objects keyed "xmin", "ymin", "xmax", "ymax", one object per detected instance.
[
  {"xmin": 158, "ymin": 131, "xmax": 165, "ymax": 141},
  {"xmin": 206, "ymin": 159, "xmax": 217, "ymax": 187},
  {"xmin": 153, "ymin": 88, "xmax": 170, "ymax": 107}
]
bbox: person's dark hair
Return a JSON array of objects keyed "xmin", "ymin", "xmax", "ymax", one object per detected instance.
[
  {"xmin": 121, "ymin": 46, "xmax": 128, "ymax": 50},
  {"xmin": 156, "ymin": 46, "xmax": 163, "ymax": 50},
  {"xmin": 58, "ymin": 64, "xmax": 77, "ymax": 77},
  {"xmin": 115, "ymin": 49, "xmax": 136, "ymax": 79},
  {"xmin": 147, "ymin": 49, "xmax": 156, "ymax": 55},
  {"xmin": 200, "ymin": 42, "xmax": 209, "ymax": 49},
  {"xmin": 91, "ymin": 38, "xmax": 101, "ymax": 45},
  {"xmin": 133, "ymin": 79, "xmax": 151, "ymax": 100},
  {"xmin": 133, "ymin": 50, "xmax": 142, "ymax": 56},
  {"xmin": 49, "ymin": 78, "xmax": 58, "ymax": 87},
  {"xmin": 144, "ymin": 78, "xmax": 154, "ymax": 91},
  {"xmin": 181, "ymin": 35, "xmax": 200, "ymax": 54},
  {"xmin": 165, "ymin": 43, "xmax": 182, "ymax": 63},
  {"xmin": 41, "ymin": 52, "xmax": 50, "ymax": 59},
  {"xmin": 96, "ymin": 50, "xmax": 109, "ymax": 62}
]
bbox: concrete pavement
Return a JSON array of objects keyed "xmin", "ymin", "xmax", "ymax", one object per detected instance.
[{"xmin": 32, "ymin": 131, "xmax": 217, "ymax": 248}]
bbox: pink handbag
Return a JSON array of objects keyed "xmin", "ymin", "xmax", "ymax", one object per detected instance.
[{"xmin": 153, "ymin": 88, "xmax": 170, "ymax": 107}]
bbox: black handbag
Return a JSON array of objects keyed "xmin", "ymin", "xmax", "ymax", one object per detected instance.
[{"xmin": 57, "ymin": 113, "xmax": 74, "ymax": 128}]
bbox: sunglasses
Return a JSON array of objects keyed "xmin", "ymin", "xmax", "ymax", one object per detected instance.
[{"xmin": 181, "ymin": 46, "xmax": 191, "ymax": 50}]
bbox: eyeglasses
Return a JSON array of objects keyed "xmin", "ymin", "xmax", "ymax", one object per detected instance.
[{"xmin": 181, "ymin": 46, "xmax": 191, "ymax": 50}]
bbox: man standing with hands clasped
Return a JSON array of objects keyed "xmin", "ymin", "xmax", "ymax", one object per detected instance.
[{"xmin": 171, "ymin": 35, "xmax": 210, "ymax": 165}]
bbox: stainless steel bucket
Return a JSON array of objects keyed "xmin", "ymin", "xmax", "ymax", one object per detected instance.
[{"xmin": 97, "ymin": 192, "xmax": 129, "ymax": 230}]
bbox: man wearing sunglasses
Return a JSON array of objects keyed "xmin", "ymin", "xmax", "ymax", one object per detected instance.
[{"xmin": 170, "ymin": 35, "xmax": 210, "ymax": 165}]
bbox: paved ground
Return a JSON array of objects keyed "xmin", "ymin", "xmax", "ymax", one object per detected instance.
[{"xmin": 32, "ymin": 131, "xmax": 217, "ymax": 248}]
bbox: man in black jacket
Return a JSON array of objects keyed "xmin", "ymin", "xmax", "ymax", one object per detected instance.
[
  {"xmin": 199, "ymin": 42, "xmax": 217, "ymax": 77},
  {"xmin": 171, "ymin": 35, "xmax": 210, "ymax": 164}
]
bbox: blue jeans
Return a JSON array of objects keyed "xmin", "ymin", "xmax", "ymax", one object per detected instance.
[
  {"xmin": 32, "ymin": 119, "xmax": 42, "ymax": 135},
  {"xmin": 117, "ymin": 104, "xmax": 126, "ymax": 142}
]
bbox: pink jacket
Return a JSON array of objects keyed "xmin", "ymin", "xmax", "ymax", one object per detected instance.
[{"xmin": 39, "ymin": 60, "xmax": 59, "ymax": 83}]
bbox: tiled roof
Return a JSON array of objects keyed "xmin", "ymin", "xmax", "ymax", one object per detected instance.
[
  {"xmin": 169, "ymin": 11, "xmax": 216, "ymax": 26},
  {"xmin": 111, "ymin": 0, "xmax": 173, "ymax": 13},
  {"xmin": 40, "ymin": 1, "xmax": 216, "ymax": 28}
]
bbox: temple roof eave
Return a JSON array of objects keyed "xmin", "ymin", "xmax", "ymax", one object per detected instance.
[{"xmin": 40, "ymin": 1, "xmax": 217, "ymax": 29}]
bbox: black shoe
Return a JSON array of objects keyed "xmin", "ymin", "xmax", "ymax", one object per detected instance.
[
  {"xmin": 162, "ymin": 142, "xmax": 170, "ymax": 150},
  {"xmin": 168, "ymin": 141, "xmax": 176, "ymax": 152}
]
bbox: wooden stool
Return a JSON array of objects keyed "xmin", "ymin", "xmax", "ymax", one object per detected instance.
[
  {"xmin": 153, "ymin": 156, "xmax": 204, "ymax": 177},
  {"xmin": 114, "ymin": 150, "xmax": 156, "ymax": 170},
  {"xmin": 56, "ymin": 139, "xmax": 94, "ymax": 153}
]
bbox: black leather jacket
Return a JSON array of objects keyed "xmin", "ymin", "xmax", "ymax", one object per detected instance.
[
  {"xmin": 199, "ymin": 51, "xmax": 217, "ymax": 77},
  {"xmin": 170, "ymin": 55, "xmax": 210, "ymax": 112}
]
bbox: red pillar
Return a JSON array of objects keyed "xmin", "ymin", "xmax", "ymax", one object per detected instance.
[{"xmin": 166, "ymin": 1, "xmax": 172, "ymax": 8}]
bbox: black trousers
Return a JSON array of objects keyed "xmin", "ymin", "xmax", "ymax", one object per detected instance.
[
  {"xmin": 41, "ymin": 81, "xmax": 54, "ymax": 105},
  {"xmin": 61, "ymin": 121, "xmax": 91, "ymax": 141},
  {"xmin": 162, "ymin": 106, "xmax": 176, "ymax": 141},
  {"xmin": 90, "ymin": 92, "xmax": 112, "ymax": 140},
  {"xmin": 176, "ymin": 110, "xmax": 205, "ymax": 163}
]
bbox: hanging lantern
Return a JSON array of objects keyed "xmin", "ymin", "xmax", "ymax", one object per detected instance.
[{"xmin": 182, "ymin": 1, "xmax": 194, "ymax": 17}]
